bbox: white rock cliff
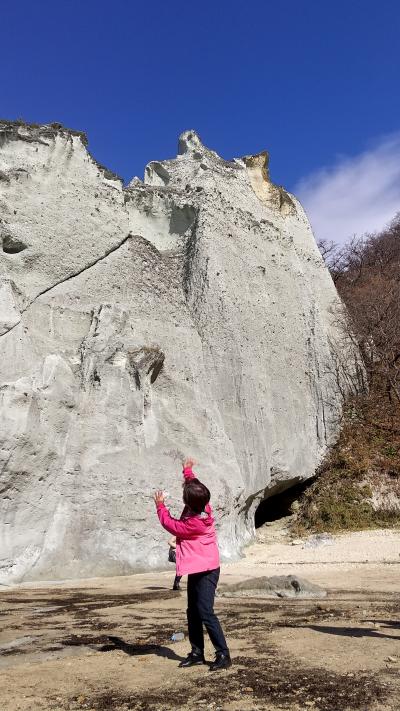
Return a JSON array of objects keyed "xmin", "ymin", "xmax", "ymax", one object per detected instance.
[{"xmin": 0, "ymin": 121, "xmax": 358, "ymax": 583}]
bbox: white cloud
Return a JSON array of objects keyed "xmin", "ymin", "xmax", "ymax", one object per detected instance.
[{"xmin": 294, "ymin": 134, "xmax": 400, "ymax": 244}]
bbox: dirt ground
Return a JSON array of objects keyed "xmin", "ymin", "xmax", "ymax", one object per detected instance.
[{"xmin": 1, "ymin": 528, "xmax": 399, "ymax": 711}]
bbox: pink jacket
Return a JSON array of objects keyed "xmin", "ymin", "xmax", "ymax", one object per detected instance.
[{"xmin": 156, "ymin": 467, "xmax": 220, "ymax": 576}]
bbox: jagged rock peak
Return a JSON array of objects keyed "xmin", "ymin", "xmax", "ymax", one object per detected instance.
[
  {"xmin": 177, "ymin": 129, "xmax": 221, "ymax": 161},
  {"xmin": 241, "ymin": 150, "xmax": 271, "ymax": 180},
  {"xmin": 0, "ymin": 118, "xmax": 88, "ymax": 146},
  {"xmin": 0, "ymin": 118, "xmax": 123, "ymax": 184},
  {"xmin": 178, "ymin": 129, "xmax": 206, "ymax": 155}
]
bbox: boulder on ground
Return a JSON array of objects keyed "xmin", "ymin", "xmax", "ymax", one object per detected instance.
[{"xmin": 218, "ymin": 575, "xmax": 327, "ymax": 598}]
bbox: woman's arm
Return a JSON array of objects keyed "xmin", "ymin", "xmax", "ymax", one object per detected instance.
[
  {"xmin": 156, "ymin": 502, "xmax": 200, "ymax": 538},
  {"xmin": 182, "ymin": 458, "xmax": 196, "ymax": 480},
  {"xmin": 153, "ymin": 491, "xmax": 202, "ymax": 539},
  {"xmin": 181, "ymin": 461, "xmax": 212, "ymax": 515}
]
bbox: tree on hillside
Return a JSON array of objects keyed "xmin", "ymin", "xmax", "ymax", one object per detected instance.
[{"xmin": 319, "ymin": 214, "xmax": 400, "ymax": 408}]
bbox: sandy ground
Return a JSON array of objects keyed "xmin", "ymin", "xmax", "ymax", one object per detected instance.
[{"xmin": 1, "ymin": 526, "xmax": 399, "ymax": 711}]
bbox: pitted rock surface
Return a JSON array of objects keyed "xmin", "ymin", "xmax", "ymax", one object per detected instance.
[{"xmin": 0, "ymin": 121, "xmax": 359, "ymax": 583}]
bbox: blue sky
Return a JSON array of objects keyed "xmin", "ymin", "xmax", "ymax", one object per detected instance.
[{"xmin": 3, "ymin": 0, "xmax": 400, "ymax": 243}]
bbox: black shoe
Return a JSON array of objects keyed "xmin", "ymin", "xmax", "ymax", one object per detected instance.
[
  {"xmin": 209, "ymin": 652, "xmax": 232, "ymax": 671},
  {"xmin": 179, "ymin": 652, "xmax": 206, "ymax": 668}
]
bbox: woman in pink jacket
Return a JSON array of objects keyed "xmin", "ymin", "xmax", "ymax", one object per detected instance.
[{"xmin": 154, "ymin": 461, "xmax": 231, "ymax": 671}]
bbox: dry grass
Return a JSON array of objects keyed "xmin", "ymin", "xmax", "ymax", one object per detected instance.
[{"xmin": 293, "ymin": 394, "xmax": 400, "ymax": 534}]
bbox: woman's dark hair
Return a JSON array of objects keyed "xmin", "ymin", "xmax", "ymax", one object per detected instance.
[{"xmin": 183, "ymin": 478, "xmax": 210, "ymax": 514}]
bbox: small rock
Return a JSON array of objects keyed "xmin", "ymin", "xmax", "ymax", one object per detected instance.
[
  {"xmin": 291, "ymin": 539, "xmax": 303, "ymax": 546},
  {"xmin": 385, "ymin": 656, "xmax": 397, "ymax": 663},
  {"xmin": 171, "ymin": 632, "xmax": 185, "ymax": 642},
  {"xmin": 243, "ymin": 687, "xmax": 254, "ymax": 692}
]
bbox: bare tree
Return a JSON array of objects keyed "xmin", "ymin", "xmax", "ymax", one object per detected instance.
[{"xmin": 318, "ymin": 214, "xmax": 400, "ymax": 412}]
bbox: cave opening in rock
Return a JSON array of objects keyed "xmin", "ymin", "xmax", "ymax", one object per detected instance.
[
  {"xmin": 254, "ymin": 480, "xmax": 311, "ymax": 528},
  {"xmin": 2, "ymin": 235, "xmax": 28, "ymax": 254}
]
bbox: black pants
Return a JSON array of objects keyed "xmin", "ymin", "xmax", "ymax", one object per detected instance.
[{"xmin": 187, "ymin": 567, "xmax": 229, "ymax": 655}]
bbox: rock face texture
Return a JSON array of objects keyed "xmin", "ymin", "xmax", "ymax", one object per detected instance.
[{"xmin": 0, "ymin": 121, "xmax": 357, "ymax": 583}]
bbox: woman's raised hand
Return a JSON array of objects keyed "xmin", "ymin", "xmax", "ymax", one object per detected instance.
[
  {"xmin": 183, "ymin": 458, "xmax": 195, "ymax": 469},
  {"xmin": 154, "ymin": 490, "xmax": 165, "ymax": 505}
]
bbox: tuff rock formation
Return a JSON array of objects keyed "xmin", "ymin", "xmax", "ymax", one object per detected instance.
[{"xmin": 0, "ymin": 121, "xmax": 358, "ymax": 583}]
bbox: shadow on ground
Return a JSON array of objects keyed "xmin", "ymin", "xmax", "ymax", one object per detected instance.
[
  {"xmin": 292, "ymin": 623, "xmax": 400, "ymax": 641},
  {"xmin": 90, "ymin": 634, "xmax": 184, "ymax": 662}
]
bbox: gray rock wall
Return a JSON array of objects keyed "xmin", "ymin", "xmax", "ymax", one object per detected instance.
[{"xmin": 0, "ymin": 122, "xmax": 358, "ymax": 583}]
